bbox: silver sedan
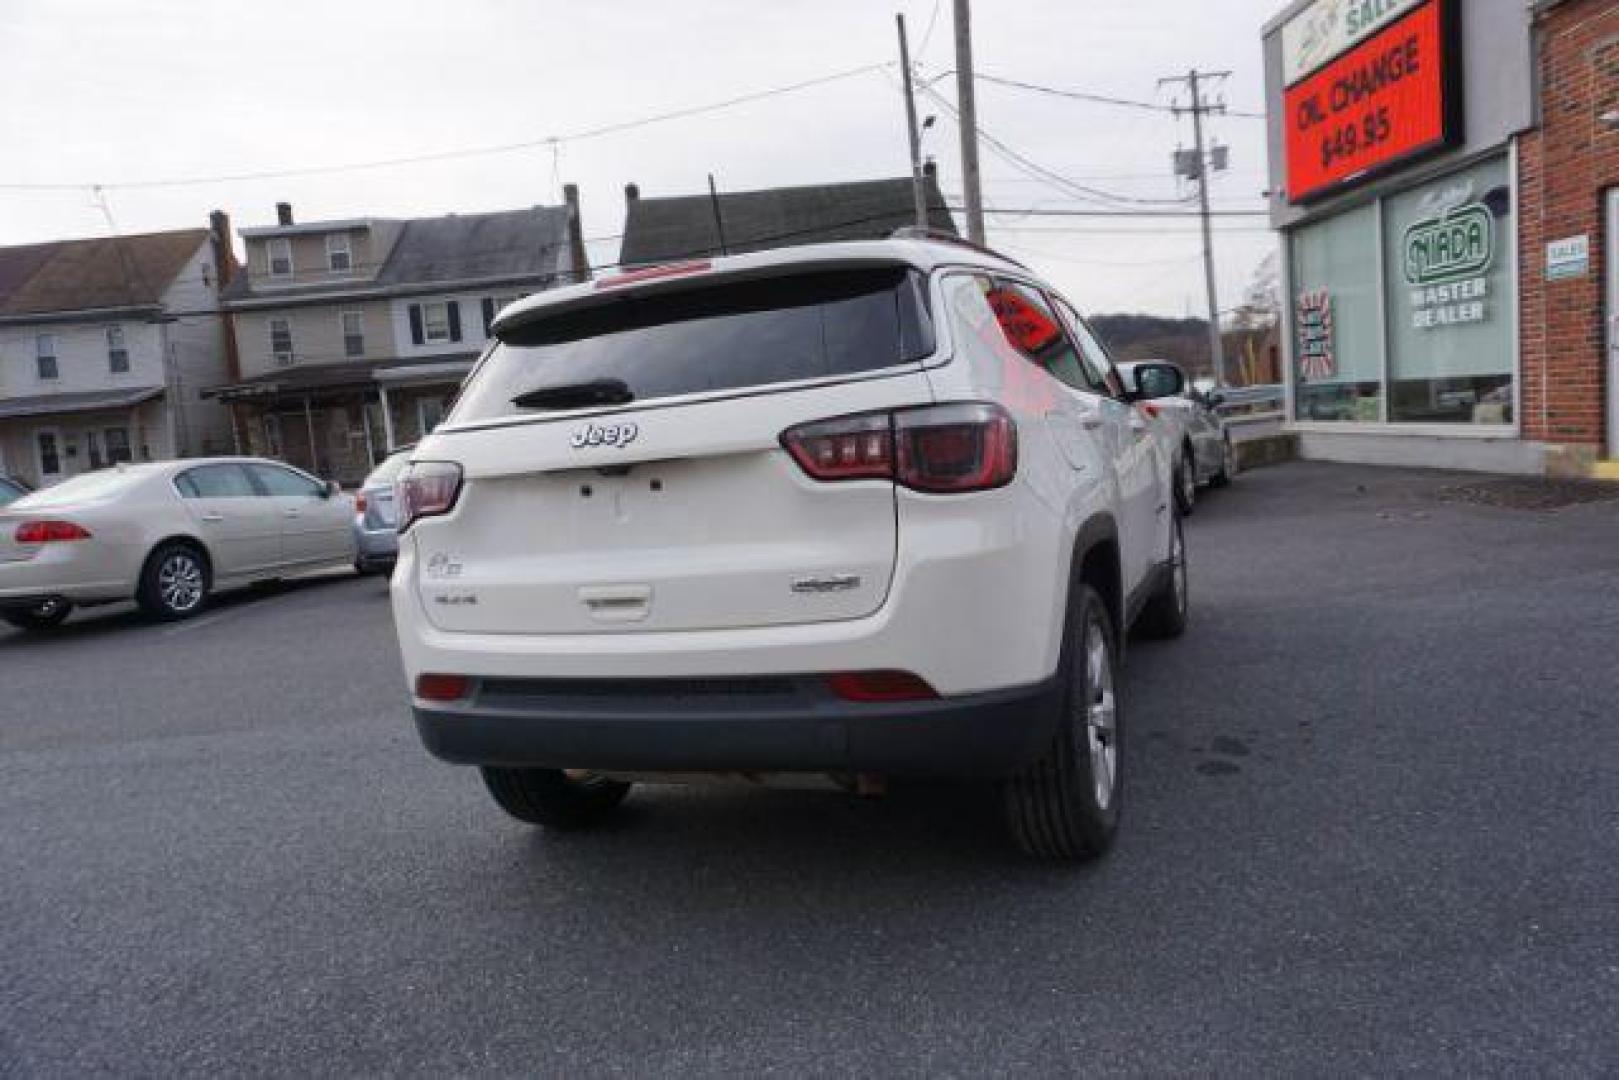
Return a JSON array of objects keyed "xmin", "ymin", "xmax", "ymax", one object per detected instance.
[{"xmin": 0, "ymin": 458, "xmax": 355, "ymax": 631}]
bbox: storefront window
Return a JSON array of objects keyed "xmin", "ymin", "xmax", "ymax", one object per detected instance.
[
  {"xmin": 1291, "ymin": 202, "xmax": 1383, "ymax": 422},
  {"xmin": 1383, "ymin": 157, "xmax": 1513, "ymax": 424}
]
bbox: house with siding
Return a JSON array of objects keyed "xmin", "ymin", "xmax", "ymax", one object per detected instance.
[
  {"xmin": 0, "ymin": 217, "xmax": 236, "ymax": 487},
  {"xmin": 212, "ymin": 192, "xmax": 587, "ymax": 484}
]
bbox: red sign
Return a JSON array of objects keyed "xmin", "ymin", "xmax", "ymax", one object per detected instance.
[{"xmin": 1284, "ymin": 0, "xmax": 1455, "ymax": 203}]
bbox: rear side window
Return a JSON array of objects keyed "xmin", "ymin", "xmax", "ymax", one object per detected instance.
[
  {"xmin": 247, "ymin": 464, "xmax": 324, "ymax": 497},
  {"xmin": 450, "ymin": 267, "xmax": 934, "ymax": 424},
  {"xmin": 176, "ymin": 465, "xmax": 256, "ymax": 498}
]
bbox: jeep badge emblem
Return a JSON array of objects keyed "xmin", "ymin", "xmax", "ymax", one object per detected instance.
[{"xmin": 570, "ymin": 421, "xmax": 639, "ymax": 449}]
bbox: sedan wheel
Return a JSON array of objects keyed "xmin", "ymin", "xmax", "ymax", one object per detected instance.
[{"xmin": 138, "ymin": 543, "xmax": 210, "ymax": 621}]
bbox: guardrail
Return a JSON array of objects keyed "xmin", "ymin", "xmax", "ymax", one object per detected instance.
[{"xmin": 1211, "ymin": 383, "xmax": 1284, "ymax": 432}]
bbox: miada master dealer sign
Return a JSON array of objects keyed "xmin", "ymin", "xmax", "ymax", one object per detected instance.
[
  {"xmin": 1283, "ymin": 0, "xmax": 1459, "ymax": 203},
  {"xmin": 1403, "ymin": 200, "xmax": 1493, "ymax": 329}
]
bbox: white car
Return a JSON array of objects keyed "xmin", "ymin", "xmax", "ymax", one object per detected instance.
[
  {"xmin": 0, "ymin": 458, "xmax": 355, "ymax": 630},
  {"xmin": 391, "ymin": 236, "xmax": 1189, "ymax": 861},
  {"xmin": 1117, "ymin": 360, "xmax": 1235, "ymax": 515}
]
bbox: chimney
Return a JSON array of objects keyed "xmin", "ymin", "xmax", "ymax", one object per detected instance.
[
  {"xmin": 625, "ymin": 182, "xmax": 641, "ymax": 207},
  {"xmin": 275, "ymin": 201, "xmax": 294, "ymax": 226},
  {"xmin": 563, "ymin": 183, "xmax": 590, "ymax": 283},
  {"xmin": 207, "ymin": 209, "xmax": 243, "ymax": 382},
  {"xmin": 208, "ymin": 209, "xmax": 237, "ymax": 287}
]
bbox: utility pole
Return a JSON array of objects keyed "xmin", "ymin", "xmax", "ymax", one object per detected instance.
[
  {"xmin": 896, "ymin": 13, "xmax": 929, "ymax": 232},
  {"xmin": 1162, "ymin": 69, "xmax": 1231, "ymax": 388},
  {"xmin": 953, "ymin": 0, "xmax": 985, "ymax": 244}
]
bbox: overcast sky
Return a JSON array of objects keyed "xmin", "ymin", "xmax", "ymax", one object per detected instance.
[{"xmin": 0, "ymin": 0, "xmax": 1282, "ymax": 318}]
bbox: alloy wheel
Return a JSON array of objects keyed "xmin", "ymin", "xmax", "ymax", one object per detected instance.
[
  {"xmin": 1083, "ymin": 621, "xmax": 1119, "ymax": 810},
  {"xmin": 158, "ymin": 554, "xmax": 205, "ymax": 614}
]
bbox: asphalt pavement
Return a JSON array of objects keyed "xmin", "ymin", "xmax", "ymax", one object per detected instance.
[{"xmin": 2, "ymin": 462, "xmax": 1616, "ymax": 1076}]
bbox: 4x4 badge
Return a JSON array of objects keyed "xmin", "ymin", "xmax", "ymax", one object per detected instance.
[{"xmin": 570, "ymin": 421, "xmax": 639, "ymax": 449}]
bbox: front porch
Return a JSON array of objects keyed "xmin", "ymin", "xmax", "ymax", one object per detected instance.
[
  {"xmin": 210, "ymin": 358, "xmax": 470, "ymax": 486},
  {"xmin": 0, "ymin": 388, "xmax": 170, "ymax": 488}
]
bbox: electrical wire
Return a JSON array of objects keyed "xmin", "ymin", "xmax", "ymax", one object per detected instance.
[
  {"xmin": 917, "ymin": 83, "xmax": 1196, "ymax": 209},
  {"xmin": 0, "ymin": 63, "xmax": 890, "ymax": 192},
  {"xmin": 975, "ymin": 72, "xmax": 1266, "ymax": 120}
]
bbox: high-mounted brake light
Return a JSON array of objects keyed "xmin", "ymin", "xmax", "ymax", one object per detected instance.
[
  {"xmin": 396, "ymin": 461, "xmax": 463, "ymax": 531},
  {"xmin": 593, "ymin": 260, "xmax": 712, "ymax": 290},
  {"xmin": 781, "ymin": 403, "xmax": 1017, "ymax": 494},
  {"xmin": 15, "ymin": 520, "xmax": 92, "ymax": 544}
]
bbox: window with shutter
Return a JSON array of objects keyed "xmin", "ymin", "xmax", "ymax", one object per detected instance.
[{"xmin": 421, "ymin": 302, "xmax": 451, "ymax": 344}]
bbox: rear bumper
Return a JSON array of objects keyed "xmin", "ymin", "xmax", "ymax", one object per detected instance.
[
  {"xmin": 353, "ymin": 523, "xmax": 399, "ymax": 565},
  {"xmin": 412, "ymin": 674, "xmax": 1064, "ymax": 779}
]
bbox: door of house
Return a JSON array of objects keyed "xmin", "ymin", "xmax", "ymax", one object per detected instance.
[
  {"xmin": 35, "ymin": 428, "xmax": 63, "ymax": 486},
  {"xmin": 1608, "ymin": 189, "xmax": 1619, "ymax": 459}
]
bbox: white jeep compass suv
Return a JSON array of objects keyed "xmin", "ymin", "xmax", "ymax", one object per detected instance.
[{"xmin": 391, "ymin": 235, "xmax": 1189, "ymax": 861}]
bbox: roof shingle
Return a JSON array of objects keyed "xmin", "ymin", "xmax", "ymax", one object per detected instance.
[
  {"xmin": 618, "ymin": 176, "xmax": 957, "ymax": 267},
  {"xmin": 0, "ymin": 230, "xmax": 207, "ymax": 316}
]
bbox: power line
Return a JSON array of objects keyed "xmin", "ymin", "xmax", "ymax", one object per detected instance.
[
  {"xmin": 0, "ymin": 63, "xmax": 890, "ymax": 192},
  {"xmin": 916, "ymin": 0, "xmax": 944, "ymax": 58},
  {"xmin": 976, "ymin": 72, "xmax": 1266, "ymax": 119},
  {"xmin": 919, "ymin": 82, "xmax": 1196, "ymax": 210}
]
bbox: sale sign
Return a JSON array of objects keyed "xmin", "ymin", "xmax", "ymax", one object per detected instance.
[{"xmin": 1283, "ymin": 0, "xmax": 1456, "ymax": 203}]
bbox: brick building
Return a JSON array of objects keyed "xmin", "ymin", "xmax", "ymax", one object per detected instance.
[
  {"xmin": 1518, "ymin": 0, "xmax": 1619, "ymax": 476},
  {"xmin": 1261, "ymin": 0, "xmax": 1619, "ymax": 476}
]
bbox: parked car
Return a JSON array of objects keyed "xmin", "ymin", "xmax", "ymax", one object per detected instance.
[
  {"xmin": 1116, "ymin": 360, "xmax": 1234, "ymax": 514},
  {"xmin": 0, "ymin": 476, "xmax": 31, "ymax": 507},
  {"xmin": 390, "ymin": 237, "xmax": 1191, "ymax": 862},
  {"xmin": 0, "ymin": 458, "xmax": 355, "ymax": 631},
  {"xmin": 352, "ymin": 448, "xmax": 413, "ymax": 574}
]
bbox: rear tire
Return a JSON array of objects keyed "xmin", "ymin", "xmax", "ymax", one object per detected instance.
[
  {"xmin": 2, "ymin": 597, "xmax": 72, "ymax": 632},
  {"xmin": 137, "ymin": 542, "xmax": 210, "ymax": 621},
  {"xmin": 1174, "ymin": 449, "xmax": 1197, "ymax": 516},
  {"xmin": 1001, "ymin": 584, "xmax": 1122, "ymax": 862},
  {"xmin": 481, "ymin": 768, "xmax": 632, "ymax": 829},
  {"xmin": 1135, "ymin": 512, "xmax": 1188, "ymax": 640}
]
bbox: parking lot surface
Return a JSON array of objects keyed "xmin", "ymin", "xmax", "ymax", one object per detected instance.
[{"xmin": 3, "ymin": 462, "xmax": 1617, "ymax": 1075}]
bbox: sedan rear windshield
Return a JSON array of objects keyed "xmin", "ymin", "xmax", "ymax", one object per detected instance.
[{"xmin": 450, "ymin": 266, "xmax": 934, "ymax": 424}]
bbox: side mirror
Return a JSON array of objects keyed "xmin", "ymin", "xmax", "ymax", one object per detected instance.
[
  {"xmin": 321, "ymin": 480, "xmax": 338, "ymax": 499},
  {"xmin": 1130, "ymin": 362, "xmax": 1186, "ymax": 401},
  {"xmin": 1205, "ymin": 390, "xmax": 1226, "ymax": 408}
]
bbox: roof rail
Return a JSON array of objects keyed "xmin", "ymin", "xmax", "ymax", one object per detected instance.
[{"xmin": 887, "ymin": 227, "xmax": 1027, "ymax": 270}]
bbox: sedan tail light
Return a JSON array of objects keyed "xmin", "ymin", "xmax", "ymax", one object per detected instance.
[
  {"xmin": 781, "ymin": 403, "xmax": 1017, "ymax": 493},
  {"xmin": 396, "ymin": 462, "xmax": 463, "ymax": 531},
  {"xmin": 15, "ymin": 520, "xmax": 92, "ymax": 544},
  {"xmin": 354, "ymin": 492, "xmax": 368, "ymax": 514}
]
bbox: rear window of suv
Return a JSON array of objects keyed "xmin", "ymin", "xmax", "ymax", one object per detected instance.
[{"xmin": 449, "ymin": 266, "xmax": 934, "ymax": 424}]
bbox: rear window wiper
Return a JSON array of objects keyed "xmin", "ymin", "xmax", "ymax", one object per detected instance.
[{"xmin": 511, "ymin": 378, "xmax": 634, "ymax": 411}]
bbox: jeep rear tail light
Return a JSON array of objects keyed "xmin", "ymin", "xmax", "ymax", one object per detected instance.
[
  {"xmin": 15, "ymin": 520, "xmax": 92, "ymax": 544},
  {"xmin": 396, "ymin": 462, "xmax": 463, "ymax": 531},
  {"xmin": 781, "ymin": 403, "xmax": 1016, "ymax": 493},
  {"xmin": 894, "ymin": 403, "xmax": 1017, "ymax": 493},
  {"xmin": 826, "ymin": 670, "xmax": 938, "ymax": 703},
  {"xmin": 780, "ymin": 413, "xmax": 893, "ymax": 481}
]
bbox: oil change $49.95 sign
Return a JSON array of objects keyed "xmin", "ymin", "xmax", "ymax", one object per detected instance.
[{"xmin": 1283, "ymin": 0, "xmax": 1455, "ymax": 203}]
